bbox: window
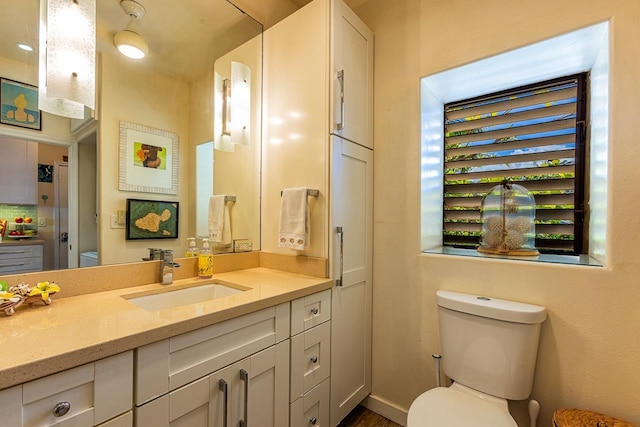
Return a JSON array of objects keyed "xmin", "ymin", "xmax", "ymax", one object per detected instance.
[
  {"xmin": 442, "ymin": 74, "xmax": 587, "ymax": 255},
  {"xmin": 420, "ymin": 22, "xmax": 609, "ymax": 266}
]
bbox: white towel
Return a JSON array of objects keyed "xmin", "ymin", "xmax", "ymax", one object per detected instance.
[
  {"xmin": 278, "ymin": 187, "xmax": 309, "ymax": 250},
  {"xmin": 208, "ymin": 195, "xmax": 231, "ymax": 245}
]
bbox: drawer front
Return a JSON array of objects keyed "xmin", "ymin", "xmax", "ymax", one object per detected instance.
[
  {"xmin": 20, "ymin": 351, "xmax": 132, "ymax": 427},
  {"xmin": 290, "ymin": 379, "xmax": 330, "ymax": 427},
  {"xmin": 135, "ymin": 302, "xmax": 290, "ymax": 405},
  {"xmin": 0, "ymin": 256, "xmax": 42, "ymax": 274},
  {"xmin": 96, "ymin": 411, "xmax": 133, "ymax": 427},
  {"xmin": 0, "ymin": 245, "xmax": 43, "ymax": 260},
  {"xmin": 291, "ymin": 289, "xmax": 331, "ymax": 336},
  {"xmin": 290, "ymin": 321, "xmax": 331, "ymax": 402}
]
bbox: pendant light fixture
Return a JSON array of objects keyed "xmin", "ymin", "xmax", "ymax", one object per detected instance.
[
  {"xmin": 114, "ymin": 0, "xmax": 148, "ymax": 60},
  {"xmin": 38, "ymin": 0, "xmax": 96, "ymax": 119}
]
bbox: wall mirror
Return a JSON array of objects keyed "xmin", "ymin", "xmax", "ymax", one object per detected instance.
[{"xmin": 0, "ymin": 0, "xmax": 263, "ymax": 274}]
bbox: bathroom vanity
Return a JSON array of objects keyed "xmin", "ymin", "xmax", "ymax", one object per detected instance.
[{"xmin": 0, "ymin": 264, "xmax": 333, "ymax": 427}]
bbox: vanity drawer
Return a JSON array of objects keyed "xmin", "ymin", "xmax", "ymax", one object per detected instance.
[
  {"xmin": 290, "ymin": 321, "xmax": 331, "ymax": 402},
  {"xmin": 135, "ymin": 302, "xmax": 290, "ymax": 406},
  {"xmin": 291, "ymin": 289, "xmax": 331, "ymax": 336},
  {"xmin": 0, "ymin": 245, "xmax": 43, "ymax": 274},
  {"xmin": 290, "ymin": 379, "xmax": 330, "ymax": 427},
  {"xmin": 0, "ymin": 351, "xmax": 133, "ymax": 427},
  {"xmin": 0, "ymin": 244, "xmax": 43, "ymax": 260}
]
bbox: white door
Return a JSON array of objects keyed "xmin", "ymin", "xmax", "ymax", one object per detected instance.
[
  {"xmin": 54, "ymin": 161, "xmax": 69, "ymax": 270},
  {"xmin": 330, "ymin": 136, "xmax": 373, "ymax": 426},
  {"xmin": 332, "ymin": 0, "xmax": 374, "ymax": 149}
]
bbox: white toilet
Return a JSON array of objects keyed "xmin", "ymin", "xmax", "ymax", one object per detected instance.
[{"xmin": 407, "ymin": 290, "xmax": 546, "ymax": 426}]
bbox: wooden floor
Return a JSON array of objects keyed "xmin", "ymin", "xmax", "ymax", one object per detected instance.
[{"xmin": 338, "ymin": 405, "xmax": 402, "ymax": 427}]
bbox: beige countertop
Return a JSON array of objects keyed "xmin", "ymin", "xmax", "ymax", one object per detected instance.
[
  {"xmin": 0, "ymin": 267, "xmax": 332, "ymax": 389},
  {"xmin": 0, "ymin": 239, "xmax": 45, "ymax": 246}
]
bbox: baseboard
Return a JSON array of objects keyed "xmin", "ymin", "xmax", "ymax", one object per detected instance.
[{"xmin": 362, "ymin": 394, "xmax": 408, "ymax": 426}]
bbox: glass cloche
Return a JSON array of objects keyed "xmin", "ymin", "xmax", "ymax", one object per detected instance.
[{"xmin": 478, "ymin": 181, "xmax": 539, "ymax": 256}]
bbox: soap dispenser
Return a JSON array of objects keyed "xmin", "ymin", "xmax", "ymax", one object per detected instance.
[
  {"xmin": 198, "ymin": 238, "xmax": 213, "ymax": 278},
  {"xmin": 185, "ymin": 237, "xmax": 199, "ymax": 257}
]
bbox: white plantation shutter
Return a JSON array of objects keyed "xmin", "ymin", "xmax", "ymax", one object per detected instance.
[{"xmin": 443, "ymin": 74, "xmax": 587, "ymax": 254}]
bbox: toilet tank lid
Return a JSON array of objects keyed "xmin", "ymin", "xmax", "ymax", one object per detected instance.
[{"xmin": 437, "ymin": 290, "xmax": 546, "ymax": 324}]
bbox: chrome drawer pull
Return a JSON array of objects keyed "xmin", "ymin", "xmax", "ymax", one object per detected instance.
[
  {"xmin": 219, "ymin": 379, "xmax": 228, "ymax": 427},
  {"xmin": 310, "ymin": 417, "xmax": 318, "ymax": 425},
  {"xmin": 336, "ymin": 70, "xmax": 345, "ymax": 131},
  {"xmin": 310, "ymin": 356, "xmax": 318, "ymax": 364},
  {"xmin": 53, "ymin": 402, "xmax": 71, "ymax": 417},
  {"xmin": 240, "ymin": 369, "xmax": 249, "ymax": 427},
  {"xmin": 336, "ymin": 226, "xmax": 344, "ymax": 287},
  {"xmin": 310, "ymin": 307, "xmax": 319, "ymax": 315}
]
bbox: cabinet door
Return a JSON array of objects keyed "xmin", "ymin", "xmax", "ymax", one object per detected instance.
[
  {"xmin": 0, "ymin": 138, "xmax": 37, "ymax": 204},
  {"xmin": 332, "ymin": 0, "xmax": 374, "ymax": 148},
  {"xmin": 248, "ymin": 341, "xmax": 290, "ymax": 427},
  {"xmin": 330, "ymin": 136, "xmax": 373, "ymax": 426}
]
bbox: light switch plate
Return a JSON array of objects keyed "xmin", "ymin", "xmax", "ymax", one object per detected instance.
[
  {"xmin": 38, "ymin": 217, "xmax": 47, "ymax": 227},
  {"xmin": 110, "ymin": 214, "xmax": 125, "ymax": 229},
  {"xmin": 117, "ymin": 210, "xmax": 126, "ymax": 225}
]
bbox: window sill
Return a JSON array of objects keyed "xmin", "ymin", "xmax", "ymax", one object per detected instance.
[{"xmin": 422, "ymin": 247, "xmax": 603, "ymax": 267}]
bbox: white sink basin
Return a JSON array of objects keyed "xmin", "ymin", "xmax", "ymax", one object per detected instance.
[{"xmin": 125, "ymin": 284, "xmax": 245, "ymax": 311}]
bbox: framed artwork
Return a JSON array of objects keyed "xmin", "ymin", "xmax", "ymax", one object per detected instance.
[
  {"xmin": 0, "ymin": 78, "xmax": 41, "ymax": 130},
  {"xmin": 125, "ymin": 198, "xmax": 179, "ymax": 240},
  {"xmin": 38, "ymin": 164, "xmax": 54, "ymax": 182},
  {"xmin": 119, "ymin": 121, "xmax": 179, "ymax": 195}
]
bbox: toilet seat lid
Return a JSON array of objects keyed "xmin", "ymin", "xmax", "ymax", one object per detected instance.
[{"xmin": 407, "ymin": 387, "xmax": 517, "ymax": 427}]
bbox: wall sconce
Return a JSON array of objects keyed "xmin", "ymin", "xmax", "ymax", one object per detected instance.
[
  {"xmin": 38, "ymin": 0, "xmax": 96, "ymax": 119},
  {"xmin": 114, "ymin": 0, "xmax": 148, "ymax": 60},
  {"xmin": 214, "ymin": 61, "xmax": 251, "ymax": 152}
]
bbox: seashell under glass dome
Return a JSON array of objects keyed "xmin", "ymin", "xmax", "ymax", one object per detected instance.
[{"xmin": 478, "ymin": 181, "xmax": 539, "ymax": 256}]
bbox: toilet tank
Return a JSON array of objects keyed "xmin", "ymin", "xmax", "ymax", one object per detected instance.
[{"xmin": 437, "ymin": 290, "xmax": 546, "ymax": 400}]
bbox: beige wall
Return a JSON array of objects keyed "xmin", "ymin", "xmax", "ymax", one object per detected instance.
[
  {"xmin": 351, "ymin": 0, "xmax": 640, "ymax": 425},
  {"xmin": 98, "ymin": 52, "xmax": 190, "ymax": 264}
]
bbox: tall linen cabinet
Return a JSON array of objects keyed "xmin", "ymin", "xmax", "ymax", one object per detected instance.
[{"xmin": 262, "ymin": 0, "xmax": 374, "ymax": 425}]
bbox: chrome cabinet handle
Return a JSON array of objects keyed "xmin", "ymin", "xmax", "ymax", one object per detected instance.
[
  {"xmin": 310, "ymin": 417, "xmax": 318, "ymax": 425},
  {"xmin": 53, "ymin": 401, "xmax": 71, "ymax": 417},
  {"xmin": 336, "ymin": 70, "xmax": 345, "ymax": 131},
  {"xmin": 219, "ymin": 379, "xmax": 228, "ymax": 427},
  {"xmin": 0, "ymin": 263, "xmax": 26, "ymax": 268},
  {"xmin": 310, "ymin": 356, "xmax": 318, "ymax": 364},
  {"xmin": 240, "ymin": 369, "xmax": 249, "ymax": 427},
  {"xmin": 336, "ymin": 226, "xmax": 344, "ymax": 287},
  {"xmin": 310, "ymin": 307, "xmax": 319, "ymax": 315}
]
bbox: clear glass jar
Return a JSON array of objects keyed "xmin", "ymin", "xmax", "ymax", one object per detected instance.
[{"xmin": 478, "ymin": 181, "xmax": 539, "ymax": 256}]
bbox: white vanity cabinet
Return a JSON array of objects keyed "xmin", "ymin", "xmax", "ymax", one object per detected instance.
[
  {"xmin": 289, "ymin": 289, "xmax": 332, "ymax": 427},
  {"xmin": 0, "ymin": 351, "xmax": 133, "ymax": 427},
  {"xmin": 0, "ymin": 243, "xmax": 44, "ymax": 274},
  {"xmin": 264, "ymin": 0, "xmax": 373, "ymax": 424},
  {"xmin": 134, "ymin": 303, "xmax": 290, "ymax": 426}
]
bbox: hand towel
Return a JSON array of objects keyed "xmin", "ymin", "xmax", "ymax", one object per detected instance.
[
  {"xmin": 208, "ymin": 195, "xmax": 232, "ymax": 245},
  {"xmin": 278, "ymin": 187, "xmax": 309, "ymax": 250}
]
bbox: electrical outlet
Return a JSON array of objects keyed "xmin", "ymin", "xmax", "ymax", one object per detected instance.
[
  {"xmin": 233, "ymin": 239, "xmax": 252, "ymax": 252},
  {"xmin": 110, "ymin": 214, "xmax": 125, "ymax": 229}
]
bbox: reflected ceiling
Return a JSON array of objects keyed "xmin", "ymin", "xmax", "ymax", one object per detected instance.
[{"xmin": 0, "ymin": 0, "xmax": 261, "ymax": 83}]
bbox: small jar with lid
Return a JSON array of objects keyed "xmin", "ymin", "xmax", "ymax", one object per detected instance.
[{"xmin": 478, "ymin": 181, "xmax": 539, "ymax": 256}]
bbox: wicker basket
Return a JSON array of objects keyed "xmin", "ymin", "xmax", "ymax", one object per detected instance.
[{"xmin": 553, "ymin": 409, "xmax": 635, "ymax": 427}]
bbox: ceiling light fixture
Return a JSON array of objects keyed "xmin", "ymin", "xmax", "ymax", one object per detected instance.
[
  {"xmin": 114, "ymin": 0, "xmax": 148, "ymax": 60},
  {"xmin": 38, "ymin": 0, "xmax": 96, "ymax": 119}
]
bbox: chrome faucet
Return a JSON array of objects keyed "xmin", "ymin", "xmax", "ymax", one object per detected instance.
[{"xmin": 160, "ymin": 250, "xmax": 180, "ymax": 285}]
